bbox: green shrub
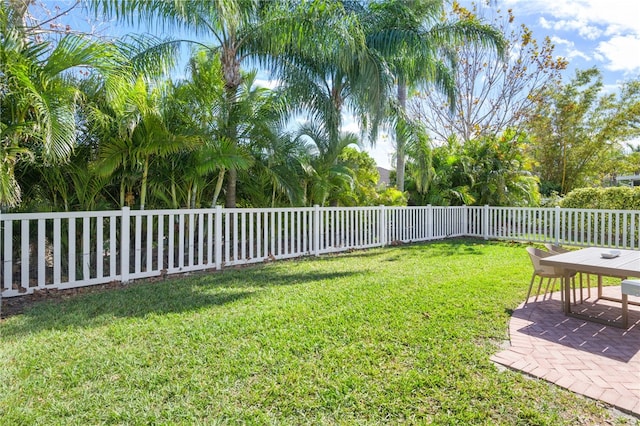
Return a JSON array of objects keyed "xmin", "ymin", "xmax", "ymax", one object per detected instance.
[
  {"xmin": 376, "ymin": 187, "xmax": 407, "ymax": 206},
  {"xmin": 560, "ymin": 186, "xmax": 640, "ymax": 210}
]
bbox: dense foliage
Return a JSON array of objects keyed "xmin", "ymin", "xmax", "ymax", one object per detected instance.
[
  {"xmin": 560, "ymin": 186, "xmax": 640, "ymax": 210},
  {"xmin": 404, "ymin": 130, "xmax": 539, "ymax": 206},
  {"xmin": 527, "ymin": 68, "xmax": 640, "ymax": 195}
]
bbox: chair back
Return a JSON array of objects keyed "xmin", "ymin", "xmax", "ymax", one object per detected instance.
[
  {"xmin": 544, "ymin": 243, "xmax": 570, "ymax": 254},
  {"xmin": 526, "ymin": 247, "xmax": 562, "ymax": 277}
]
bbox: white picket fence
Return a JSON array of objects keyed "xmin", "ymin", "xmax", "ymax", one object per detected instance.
[{"xmin": 1, "ymin": 205, "xmax": 639, "ymax": 298}]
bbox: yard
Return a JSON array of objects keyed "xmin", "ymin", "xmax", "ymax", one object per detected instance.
[{"xmin": 0, "ymin": 239, "xmax": 634, "ymax": 424}]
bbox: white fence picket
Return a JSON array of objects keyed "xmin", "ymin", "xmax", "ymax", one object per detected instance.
[{"xmin": 37, "ymin": 219, "xmax": 45, "ymax": 288}]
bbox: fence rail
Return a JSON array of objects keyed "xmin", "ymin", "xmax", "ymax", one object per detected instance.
[{"xmin": 2, "ymin": 205, "xmax": 639, "ymax": 298}]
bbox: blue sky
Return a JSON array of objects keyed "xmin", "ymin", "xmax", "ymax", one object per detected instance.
[
  {"xmin": 502, "ymin": 0, "xmax": 640, "ymax": 86},
  {"xmin": 34, "ymin": 0, "xmax": 640, "ymax": 168}
]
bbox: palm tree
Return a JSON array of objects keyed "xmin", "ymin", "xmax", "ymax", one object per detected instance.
[
  {"xmin": 268, "ymin": 3, "xmax": 393, "ymax": 207},
  {"xmin": 0, "ymin": 2, "xmax": 120, "ymax": 209},
  {"xmin": 17, "ymin": 140, "xmax": 112, "ymax": 212},
  {"xmin": 363, "ymin": 0, "xmax": 505, "ymax": 192},
  {"xmin": 241, "ymin": 131, "xmax": 308, "ymax": 207},
  {"xmin": 464, "ymin": 132, "xmax": 540, "ymax": 206},
  {"xmin": 295, "ymin": 122, "xmax": 358, "ymax": 206},
  {"xmin": 89, "ymin": 75, "xmax": 195, "ymax": 209},
  {"xmin": 276, "ymin": 1, "xmax": 392, "ymax": 144},
  {"xmin": 90, "ymin": 0, "xmax": 374, "ymax": 208},
  {"xmin": 166, "ymin": 51, "xmax": 252, "ymax": 208},
  {"xmin": 405, "ymin": 134, "xmax": 475, "ymax": 206}
]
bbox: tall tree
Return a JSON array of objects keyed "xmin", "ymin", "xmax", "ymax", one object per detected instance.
[
  {"xmin": 527, "ymin": 68, "xmax": 640, "ymax": 195},
  {"xmin": 165, "ymin": 51, "xmax": 259, "ymax": 208},
  {"xmin": 410, "ymin": 3, "xmax": 566, "ymax": 142},
  {"xmin": 363, "ymin": 0, "xmax": 505, "ymax": 192},
  {"xmin": 272, "ymin": 1, "xmax": 391, "ymax": 182}
]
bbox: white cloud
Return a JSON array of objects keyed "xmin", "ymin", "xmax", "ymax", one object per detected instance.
[
  {"xmin": 578, "ymin": 24, "xmax": 604, "ymax": 40},
  {"xmin": 549, "ymin": 37, "xmax": 591, "ymax": 62},
  {"xmin": 602, "ymin": 84, "xmax": 621, "ymax": 94},
  {"xmin": 538, "ymin": 17, "xmax": 552, "ymax": 29},
  {"xmin": 567, "ymin": 49, "xmax": 591, "ymax": 61},
  {"xmin": 550, "ymin": 36, "xmax": 572, "ymax": 46},
  {"xmin": 597, "ymin": 35, "xmax": 640, "ymax": 72},
  {"xmin": 503, "ymin": 0, "xmax": 640, "ymax": 36},
  {"xmin": 548, "ymin": 19, "xmax": 602, "ymax": 40},
  {"xmin": 500, "ymin": 0, "xmax": 640, "ymax": 73}
]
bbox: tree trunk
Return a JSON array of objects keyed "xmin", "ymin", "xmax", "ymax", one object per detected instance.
[
  {"xmin": 170, "ymin": 173, "xmax": 177, "ymax": 209},
  {"xmin": 222, "ymin": 42, "xmax": 242, "ymax": 208},
  {"xmin": 211, "ymin": 168, "xmax": 226, "ymax": 207},
  {"xmin": 396, "ymin": 79, "xmax": 408, "ymax": 192},
  {"xmin": 225, "ymin": 167, "xmax": 237, "ymax": 208},
  {"xmin": 120, "ymin": 179, "xmax": 125, "ymax": 208},
  {"xmin": 191, "ymin": 184, "xmax": 197, "ymax": 209},
  {"xmin": 186, "ymin": 182, "xmax": 192, "ymax": 209},
  {"xmin": 271, "ymin": 182, "xmax": 277, "ymax": 208},
  {"xmin": 8, "ymin": 0, "xmax": 28, "ymax": 32},
  {"xmin": 140, "ymin": 156, "xmax": 149, "ymax": 210}
]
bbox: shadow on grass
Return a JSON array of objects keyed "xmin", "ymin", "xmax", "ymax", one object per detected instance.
[{"xmin": 0, "ymin": 267, "xmax": 360, "ymax": 337}]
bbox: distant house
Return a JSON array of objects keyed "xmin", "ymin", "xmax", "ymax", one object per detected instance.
[
  {"xmin": 377, "ymin": 167, "xmax": 391, "ymax": 188},
  {"xmin": 616, "ymin": 174, "xmax": 640, "ymax": 187}
]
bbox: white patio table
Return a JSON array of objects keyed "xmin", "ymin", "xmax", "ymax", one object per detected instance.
[{"xmin": 539, "ymin": 247, "xmax": 640, "ymax": 328}]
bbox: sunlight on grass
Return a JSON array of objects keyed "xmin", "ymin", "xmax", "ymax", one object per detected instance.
[{"xmin": 0, "ymin": 239, "xmax": 633, "ymax": 424}]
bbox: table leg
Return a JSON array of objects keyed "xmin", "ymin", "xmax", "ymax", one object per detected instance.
[
  {"xmin": 564, "ymin": 270, "xmax": 572, "ymax": 314},
  {"xmin": 598, "ymin": 275, "xmax": 603, "ymax": 299},
  {"xmin": 622, "ymin": 294, "xmax": 628, "ymax": 328}
]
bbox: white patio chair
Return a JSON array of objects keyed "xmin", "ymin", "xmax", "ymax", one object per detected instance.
[{"xmin": 525, "ymin": 247, "xmax": 576, "ymax": 304}]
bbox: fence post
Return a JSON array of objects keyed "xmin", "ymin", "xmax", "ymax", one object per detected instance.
[
  {"xmin": 379, "ymin": 205, "xmax": 387, "ymax": 247},
  {"xmin": 555, "ymin": 206, "xmax": 561, "ymax": 245},
  {"xmin": 215, "ymin": 205, "xmax": 223, "ymax": 270},
  {"xmin": 462, "ymin": 205, "xmax": 469, "ymax": 236},
  {"xmin": 313, "ymin": 205, "xmax": 320, "ymax": 256},
  {"xmin": 427, "ymin": 204, "xmax": 433, "ymax": 240},
  {"xmin": 121, "ymin": 206, "xmax": 130, "ymax": 283},
  {"xmin": 483, "ymin": 205, "xmax": 489, "ymax": 240}
]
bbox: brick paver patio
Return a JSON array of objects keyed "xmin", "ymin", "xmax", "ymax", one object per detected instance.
[{"xmin": 492, "ymin": 286, "xmax": 640, "ymax": 417}]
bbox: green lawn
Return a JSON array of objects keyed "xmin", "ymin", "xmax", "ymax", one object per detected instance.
[{"xmin": 0, "ymin": 239, "xmax": 634, "ymax": 425}]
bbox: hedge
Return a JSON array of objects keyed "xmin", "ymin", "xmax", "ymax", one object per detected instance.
[{"xmin": 560, "ymin": 186, "xmax": 640, "ymax": 210}]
